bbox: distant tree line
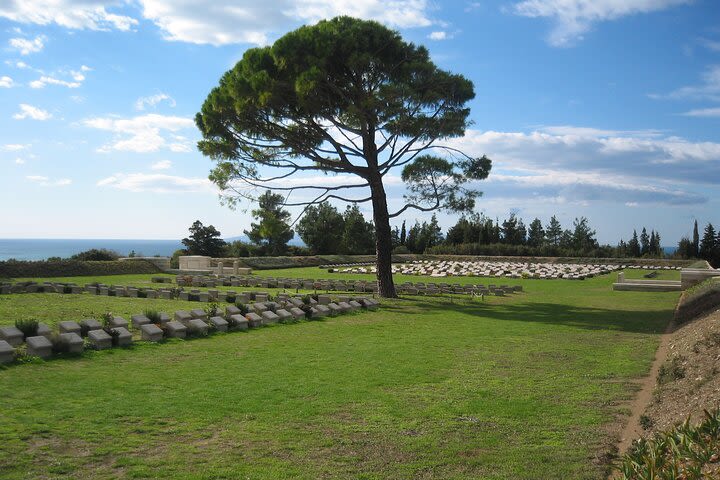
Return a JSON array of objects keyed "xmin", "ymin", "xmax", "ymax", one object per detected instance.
[
  {"xmin": 177, "ymin": 191, "xmax": 719, "ymax": 263},
  {"xmin": 675, "ymin": 220, "xmax": 719, "ymax": 267}
]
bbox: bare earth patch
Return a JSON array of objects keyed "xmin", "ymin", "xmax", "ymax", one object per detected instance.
[{"xmin": 643, "ymin": 308, "xmax": 720, "ymax": 434}]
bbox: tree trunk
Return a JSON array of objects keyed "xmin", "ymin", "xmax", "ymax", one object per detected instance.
[{"xmin": 369, "ymin": 175, "xmax": 397, "ymax": 298}]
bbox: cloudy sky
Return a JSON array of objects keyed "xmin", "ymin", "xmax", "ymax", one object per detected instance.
[{"xmin": 0, "ymin": 0, "xmax": 718, "ymax": 244}]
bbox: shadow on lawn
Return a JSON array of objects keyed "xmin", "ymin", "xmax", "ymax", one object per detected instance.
[{"xmin": 383, "ymin": 296, "xmax": 673, "ymax": 335}]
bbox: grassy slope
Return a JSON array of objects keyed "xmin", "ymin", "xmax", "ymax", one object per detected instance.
[{"xmin": 0, "ymin": 270, "xmax": 678, "ymax": 479}]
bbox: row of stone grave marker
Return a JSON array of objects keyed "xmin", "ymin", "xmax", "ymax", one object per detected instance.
[
  {"xmin": 0, "ymin": 295, "xmax": 380, "ymax": 364},
  {"xmin": 174, "ymin": 275, "xmax": 514, "ymax": 296}
]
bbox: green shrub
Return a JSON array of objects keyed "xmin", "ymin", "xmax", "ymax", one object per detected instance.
[
  {"xmin": 234, "ymin": 303, "xmax": 249, "ymax": 315},
  {"xmin": 205, "ymin": 303, "xmax": 220, "ymax": 318},
  {"xmin": 100, "ymin": 312, "xmax": 114, "ymax": 328},
  {"xmin": 0, "ymin": 259, "xmax": 159, "ymax": 278},
  {"xmin": 137, "ymin": 290, "xmax": 147, "ymax": 299},
  {"xmin": 188, "ymin": 293, "xmax": 199, "ymax": 302},
  {"xmin": 144, "ymin": 309, "xmax": 162, "ymax": 324},
  {"xmin": 616, "ymin": 408, "xmax": 720, "ymax": 479},
  {"xmin": 71, "ymin": 248, "xmax": 119, "ymax": 261},
  {"xmin": 15, "ymin": 318, "xmax": 39, "ymax": 339}
]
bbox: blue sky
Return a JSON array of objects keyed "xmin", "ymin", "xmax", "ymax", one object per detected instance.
[{"xmin": 0, "ymin": 0, "xmax": 718, "ymax": 245}]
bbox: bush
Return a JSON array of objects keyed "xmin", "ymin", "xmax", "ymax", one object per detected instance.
[
  {"xmin": 71, "ymin": 248, "xmax": 119, "ymax": 261},
  {"xmin": 15, "ymin": 318, "xmax": 39, "ymax": 339},
  {"xmin": 0, "ymin": 259, "xmax": 159, "ymax": 278},
  {"xmin": 170, "ymin": 249, "xmax": 186, "ymax": 269},
  {"xmin": 144, "ymin": 309, "xmax": 162, "ymax": 324},
  {"xmin": 393, "ymin": 245, "xmax": 410, "ymax": 254}
]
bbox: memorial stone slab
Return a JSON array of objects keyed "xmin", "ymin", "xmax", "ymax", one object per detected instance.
[
  {"xmin": 88, "ymin": 329, "xmax": 112, "ymax": 350},
  {"xmin": 209, "ymin": 316, "xmax": 228, "ymax": 332},
  {"xmin": 174, "ymin": 311, "xmax": 192, "ymax": 323},
  {"xmin": 58, "ymin": 332, "xmax": 84, "ymax": 353},
  {"xmin": 112, "ymin": 327, "xmax": 132, "ymax": 346},
  {"xmin": 228, "ymin": 315, "xmax": 249, "ymax": 331},
  {"xmin": 80, "ymin": 319, "xmax": 102, "ymax": 335},
  {"xmin": 141, "ymin": 323, "xmax": 164, "ymax": 342},
  {"xmin": 261, "ymin": 310, "xmax": 280, "ymax": 325},
  {"xmin": 165, "ymin": 321, "xmax": 187, "ymax": 338},
  {"xmin": 58, "ymin": 321, "xmax": 81, "ymax": 335},
  {"xmin": 131, "ymin": 315, "xmax": 151, "ymax": 329},
  {"xmin": 190, "ymin": 309, "xmax": 208, "ymax": 320},
  {"xmin": 0, "ymin": 326, "xmax": 24, "ymax": 346},
  {"xmin": 26, "ymin": 335, "xmax": 52, "ymax": 358},
  {"xmin": 187, "ymin": 319, "xmax": 209, "ymax": 336},
  {"xmin": 275, "ymin": 309, "xmax": 292, "ymax": 323},
  {"xmin": 108, "ymin": 317, "xmax": 129, "ymax": 329},
  {"xmin": 0, "ymin": 340, "xmax": 14, "ymax": 364},
  {"xmin": 245, "ymin": 312, "xmax": 263, "ymax": 328}
]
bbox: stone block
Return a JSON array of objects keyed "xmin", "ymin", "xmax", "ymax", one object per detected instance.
[
  {"xmin": 58, "ymin": 320, "xmax": 81, "ymax": 335},
  {"xmin": 112, "ymin": 327, "xmax": 133, "ymax": 346},
  {"xmin": 228, "ymin": 315, "xmax": 249, "ymax": 331},
  {"xmin": 36, "ymin": 324, "xmax": 52, "ymax": 339},
  {"xmin": 0, "ymin": 340, "xmax": 14, "ymax": 363},
  {"xmin": 317, "ymin": 295, "xmax": 331, "ymax": 305},
  {"xmin": 198, "ymin": 293, "xmax": 209, "ymax": 302},
  {"xmin": 245, "ymin": 312, "xmax": 263, "ymax": 328},
  {"xmin": 209, "ymin": 316, "xmax": 228, "ymax": 332},
  {"xmin": 289, "ymin": 307, "xmax": 306, "ymax": 320},
  {"xmin": 88, "ymin": 329, "xmax": 112, "ymax": 350},
  {"xmin": 275, "ymin": 309, "xmax": 293, "ymax": 323},
  {"xmin": 58, "ymin": 332, "xmax": 84, "ymax": 353},
  {"xmin": 108, "ymin": 316, "xmax": 129, "ymax": 329},
  {"xmin": 159, "ymin": 290, "xmax": 172, "ymax": 299},
  {"xmin": 288, "ymin": 297, "xmax": 304, "ymax": 307},
  {"xmin": 178, "ymin": 292, "xmax": 189, "ymax": 301},
  {"xmin": 141, "ymin": 323, "xmax": 164, "ymax": 342},
  {"xmin": 174, "ymin": 310, "xmax": 192, "ymax": 323},
  {"xmin": 126, "ymin": 288, "xmax": 138, "ymax": 298},
  {"xmin": 251, "ymin": 302, "xmax": 268, "ymax": 313},
  {"xmin": 337, "ymin": 302, "xmax": 352, "ymax": 313},
  {"xmin": 0, "ymin": 326, "xmax": 24, "ymax": 346},
  {"xmin": 347, "ymin": 301, "xmax": 362, "ymax": 311},
  {"xmin": 80, "ymin": 319, "xmax": 102, "ymax": 335},
  {"xmin": 226, "ymin": 305, "xmax": 242, "ymax": 316},
  {"xmin": 261, "ymin": 310, "xmax": 280, "ymax": 325},
  {"xmin": 327, "ymin": 303, "xmax": 342, "ymax": 316},
  {"xmin": 314, "ymin": 305, "xmax": 330, "ymax": 318},
  {"xmin": 165, "ymin": 321, "xmax": 187, "ymax": 338},
  {"xmin": 145, "ymin": 290, "xmax": 158, "ymax": 299},
  {"xmin": 159, "ymin": 312, "xmax": 171, "ymax": 324},
  {"xmin": 255, "ymin": 294, "xmax": 269, "ymax": 303},
  {"xmin": 26, "ymin": 335, "xmax": 53, "ymax": 358},
  {"xmin": 187, "ymin": 319, "xmax": 209, "ymax": 336},
  {"xmin": 131, "ymin": 315, "xmax": 151, "ymax": 329},
  {"xmin": 190, "ymin": 309, "xmax": 208, "ymax": 320}
]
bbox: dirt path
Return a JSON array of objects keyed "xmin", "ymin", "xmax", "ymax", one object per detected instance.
[{"xmin": 615, "ymin": 318, "xmax": 675, "ymax": 454}]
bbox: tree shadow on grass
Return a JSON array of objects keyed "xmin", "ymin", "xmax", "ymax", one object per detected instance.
[{"xmin": 382, "ymin": 296, "xmax": 672, "ymax": 335}]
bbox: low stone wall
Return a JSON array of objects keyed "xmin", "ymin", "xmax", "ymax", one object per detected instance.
[
  {"xmin": 119, "ymin": 256, "xmax": 171, "ymax": 271},
  {"xmin": 680, "ymin": 268, "xmax": 720, "ymax": 290}
]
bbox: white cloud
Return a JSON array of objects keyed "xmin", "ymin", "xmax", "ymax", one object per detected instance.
[
  {"xmin": 13, "ymin": 104, "xmax": 52, "ymax": 120},
  {"xmin": 441, "ymin": 125, "xmax": 720, "ymax": 206},
  {"xmin": 15, "ymin": 158, "xmax": 25, "ymax": 165},
  {"xmin": 30, "ymin": 75, "xmax": 81, "ymax": 89},
  {"xmin": 2, "ymin": 144, "xmax": 29, "ymax": 151},
  {"xmin": 26, "ymin": 175, "xmax": 71, "ymax": 186},
  {"xmin": 0, "ymin": 76, "xmax": 15, "ymax": 87},
  {"xmin": 681, "ymin": 107, "xmax": 720, "ymax": 117},
  {"xmin": 135, "ymin": 92, "xmax": 176, "ymax": 110},
  {"xmin": 650, "ymin": 65, "xmax": 720, "ymax": 101},
  {"xmin": 512, "ymin": 0, "xmax": 690, "ymax": 47},
  {"xmin": 97, "ymin": 173, "xmax": 214, "ymax": 193},
  {"xmin": 139, "ymin": 0, "xmax": 432, "ymax": 46},
  {"xmin": 428, "ymin": 31, "xmax": 448, "ymax": 40},
  {"xmin": 83, "ymin": 113, "xmax": 194, "ymax": 153},
  {"xmin": 8, "ymin": 35, "xmax": 45, "ymax": 55},
  {"xmin": 0, "ymin": 2, "xmax": 137, "ymax": 31},
  {"xmin": 150, "ymin": 159, "xmax": 172, "ymax": 170}
]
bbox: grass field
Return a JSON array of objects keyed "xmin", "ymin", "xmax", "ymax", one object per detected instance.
[{"xmin": 0, "ymin": 269, "xmax": 679, "ymax": 479}]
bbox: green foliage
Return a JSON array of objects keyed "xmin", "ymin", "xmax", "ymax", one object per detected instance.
[
  {"xmin": 297, "ymin": 202, "xmax": 344, "ymax": 254},
  {"xmin": 244, "ymin": 191, "xmax": 294, "ymax": 256},
  {"xmin": 181, "ymin": 220, "xmax": 227, "ymax": 257},
  {"xmin": 0, "ymin": 259, "xmax": 159, "ymax": 278},
  {"xmin": 639, "ymin": 414, "xmax": 654, "ymax": 431},
  {"xmin": 100, "ymin": 312, "xmax": 114, "ymax": 328},
  {"xmin": 340, "ymin": 205, "xmax": 375, "ymax": 255},
  {"xmin": 617, "ymin": 409, "xmax": 720, "ymax": 480},
  {"xmin": 170, "ymin": 249, "xmax": 185, "ymax": 269},
  {"xmin": 205, "ymin": 303, "xmax": 220, "ymax": 318},
  {"xmin": 234, "ymin": 303, "xmax": 250, "ymax": 315},
  {"xmin": 71, "ymin": 249, "xmax": 119, "ymax": 261},
  {"xmin": 143, "ymin": 310, "xmax": 162, "ymax": 324},
  {"xmin": 14, "ymin": 318, "xmax": 39, "ymax": 338}
]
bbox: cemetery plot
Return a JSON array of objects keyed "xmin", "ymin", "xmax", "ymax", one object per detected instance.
[{"xmin": 329, "ymin": 260, "xmax": 680, "ymax": 280}]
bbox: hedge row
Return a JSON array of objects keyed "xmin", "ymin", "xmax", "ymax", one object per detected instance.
[
  {"xmin": 0, "ymin": 259, "xmax": 161, "ymax": 279},
  {"xmin": 216, "ymin": 254, "xmax": 419, "ymax": 270}
]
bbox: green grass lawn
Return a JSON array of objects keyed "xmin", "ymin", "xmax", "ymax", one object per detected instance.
[{"xmin": 0, "ymin": 270, "xmax": 678, "ymax": 479}]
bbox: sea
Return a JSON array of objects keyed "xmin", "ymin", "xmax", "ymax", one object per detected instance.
[{"xmin": 0, "ymin": 239, "xmax": 184, "ymax": 261}]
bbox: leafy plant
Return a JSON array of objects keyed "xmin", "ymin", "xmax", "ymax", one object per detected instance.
[
  {"xmin": 188, "ymin": 293, "xmax": 200, "ymax": 302},
  {"xmin": 616, "ymin": 408, "xmax": 720, "ymax": 480},
  {"xmin": 137, "ymin": 289, "xmax": 147, "ymax": 299},
  {"xmin": 205, "ymin": 303, "xmax": 220, "ymax": 318},
  {"xmin": 100, "ymin": 312, "xmax": 114, "ymax": 328},
  {"xmin": 234, "ymin": 303, "xmax": 249, "ymax": 315},
  {"xmin": 103, "ymin": 327, "xmax": 121, "ymax": 346},
  {"xmin": 143, "ymin": 309, "xmax": 162, "ymax": 324},
  {"xmin": 301, "ymin": 295, "xmax": 311, "ymax": 305},
  {"xmin": 639, "ymin": 415, "xmax": 654, "ymax": 431},
  {"xmin": 14, "ymin": 318, "xmax": 39, "ymax": 339},
  {"xmin": 225, "ymin": 294, "xmax": 236, "ymax": 303}
]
